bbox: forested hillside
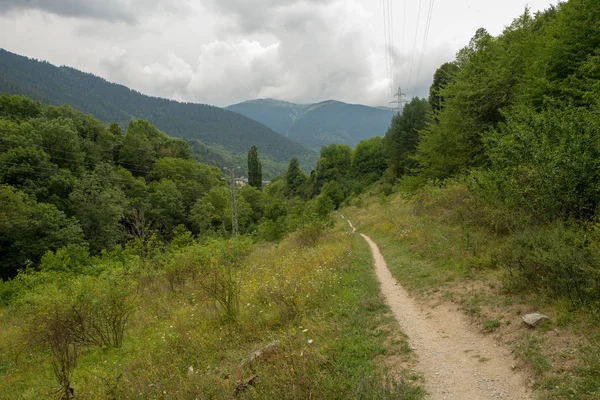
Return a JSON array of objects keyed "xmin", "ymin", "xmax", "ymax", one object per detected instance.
[
  {"xmin": 261, "ymin": 0, "xmax": 600, "ymax": 359},
  {"xmin": 329, "ymin": 2, "xmax": 600, "ymax": 396},
  {"xmin": 0, "ymin": 92, "xmax": 388, "ymax": 282},
  {"xmin": 227, "ymin": 98, "xmax": 393, "ymax": 150},
  {"xmin": 0, "ymin": 93, "xmax": 419, "ymax": 399},
  {"xmin": 375, "ymin": 0, "xmax": 600, "ymax": 303},
  {"xmin": 3, "ymin": 0, "xmax": 600, "ymax": 397},
  {"xmin": 0, "ymin": 50, "xmax": 317, "ymax": 176}
]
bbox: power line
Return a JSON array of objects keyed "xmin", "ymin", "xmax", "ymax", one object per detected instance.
[
  {"xmin": 0, "ymin": 160, "xmax": 140, "ymax": 187},
  {"xmin": 0, "ymin": 140, "xmax": 222, "ymax": 182},
  {"xmin": 0, "ymin": 143, "xmax": 154, "ymax": 176},
  {"xmin": 0, "ymin": 133, "xmax": 206, "ymax": 177},
  {"xmin": 0, "ymin": 157, "xmax": 230, "ymax": 195},
  {"xmin": 401, "ymin": 0, "xmax": 407, "ymax": 71},
  {"xmin": 407, "ymin": 0, "xmax": 424, "ymax": 97},
  {"xmin": 388, "ymin": 0, "xmax": 395, "ymax": 97},
  {"xmin": 383, "ymin": 0, "xmax": 395, "ymax": 99},
  {"xmin": 383, "ymin": 0, "xmax": 391, "ymax": 98},
  {"xmin": 416, "ymin": 0, "xmax": 436, "ymax": 87}
]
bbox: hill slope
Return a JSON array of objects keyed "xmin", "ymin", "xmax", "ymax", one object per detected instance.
[
  {"xmin": 227, "ymin": 98, "xmax": 393, "ymax": 150},
  {"xmin": 0, "ymin": 49, "xmax": 317, "ymax": 175}
]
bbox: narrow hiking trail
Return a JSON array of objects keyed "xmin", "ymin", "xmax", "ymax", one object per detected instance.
[{"xmin": 343, "ymin": 216, "xmax": 532, "ymax": 400}]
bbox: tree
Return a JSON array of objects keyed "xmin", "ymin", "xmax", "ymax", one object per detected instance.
[
  {"xmin": 118, "ymin": 120, "xmax": 157, "ymax": 175},
  {"xmin": 147, "ymin": 178, "xmax": 186, "ymax": 237},
  {"xmin": 0, "ymin": 147, "xmax": 58, "ymax": 199},
  {"xmin": 69, "ymin": 166, "xmax": 126, "ymax": 253},
  {"xmin": 481, "ymin": 104, "xmax": 600, "ymax": 221},
  {"xmin": 429, "ymin": 62, "xmax": 460, "ymax": 113},
  {"xmin": 45, "ymin": 105, "xmax": 119, "ymax": 168},
  {"xmin": 313, "ymin": 144, "xmax": 352, "ymax": 195},
  {"xmin": 0, "ymin": 93, "xmax": 43, "ymax": 120},
  {"xmin": 247, "ymin": 145, "xmax": 263, "ymax": 189},
  {"xmin": 352, "ymin": 137, "xmax": 387, "ymax": 184},
  {"xmin": 108, "ymin": 122, "xmax": 122, "ymax": 137},
  {"xmin": 34, "ymin": 117, "xmax": 83, "ymax": 172},
  {"xmin": 151, "ymin": 157, "xmax": 221, "ymax": 212},
  {"xmin": 0, "ymin": 184, "xmax": 85, "ymax": 279},
  {"xmin": 285, "ymin": 158, "xmax": 306, "ymax": 198},
  {"xmin": 413, "ymin": 19, "xmax": 542, "ymax": 183},
  {"xmin": 320, "ymin": 181, "xmax": 345, "ymax": 209},
  {"xmin": 383, "ymin": 98, "xmax": 430, "ymax": 181},
  {"xmin": 239, "ymin": 185, "xmax": 265, "ymax": 223},
  {"xmin": 0, "ymin": 119, "xmax": 40, "ymax": 150}
]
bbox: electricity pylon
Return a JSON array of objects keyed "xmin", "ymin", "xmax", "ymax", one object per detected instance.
[
  {"xmin": 223, "ymin": 167, "xmax": 239, "ymax": 236},
  {"xmin": 389, "ymin": 87, "xmax": 408, "ymax": 114}
]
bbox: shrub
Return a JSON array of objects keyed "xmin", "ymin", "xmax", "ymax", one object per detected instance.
[
  {"xmin": 496, "ymin": 222, "xmax": 600, "ymax": 305},
  {"xmin": 195, "ymin": 238, "xmax": 252, "ymax": 321},
  {"xmin": 39, "ymin": 245, "xmax": 92, "ymax": 274},
  {"xmin": 483, "ymin": 105, "xmax": 600, "ymax": 222},
  {"xmin": 17, "ymin": 283, "xmax": 79, "ymax": 399},
  {"xmin": 69, "ymin": 272, "xmax": 135, "ymax": 348}
]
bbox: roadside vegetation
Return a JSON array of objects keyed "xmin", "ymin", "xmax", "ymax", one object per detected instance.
[
  {"xmin": 2, "ymin": 0, "xmax": 599, "ymax": 398},
  {"xmin": 0, "ymin": 93, "xmax": 419, "ymax": 398},
  {"xmin": 0, "ymin": 221, "xmax": 425, "ymax": 399},
  {"xmin": 330, "ymin": 1, "xmax": 600, "ymax": 398}
]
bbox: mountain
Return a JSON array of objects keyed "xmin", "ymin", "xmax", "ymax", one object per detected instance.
[
  {"xmin": 227, "ymin": 98, "xmax": 394, "ymax": 150},
  {"xmin": 0, "ymin": 49, "xmax": 317, "ymax": 176}
]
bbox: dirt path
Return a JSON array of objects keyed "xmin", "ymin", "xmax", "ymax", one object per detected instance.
[{"xmin": 345, "ymin": 217, "xmax": 533, "ymax": 399}]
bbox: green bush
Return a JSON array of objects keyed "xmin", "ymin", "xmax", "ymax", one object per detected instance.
[
  {"xmin": 482, "ymin": 105, "xmax": 600, "ymax": 222},
  {"xmin": 69, "ymin": 271, "xmax": 135, "ymax": 348},
  {"xmin": 257, "ymin": 217, "xmax": 287, "ymax": 242},
  {"xmin": 16, "ymin": 282, "xmax": 79, "ymax": 398},
  {"xmin": 496, "ymin": 222, "xmax": 600, "ymax": 305},
  {"xmin": 194, "ymin": 238, "xmax": 252, "ymax": 320},
  {"xmin": 39, "ymin": 245, "xmax": 92, "ymax": 274}
]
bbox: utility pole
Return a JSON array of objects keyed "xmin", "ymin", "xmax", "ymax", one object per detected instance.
[
  {"xmin": 389, "ymin": 86, "xmax": 408, "ymax": 114},
  {"xmin": 223, "ymin": 167, "xmax": 239, "ymax": 236}
]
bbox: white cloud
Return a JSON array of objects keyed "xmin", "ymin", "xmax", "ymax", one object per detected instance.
[
  {"xmin": 0, "ymin": 0, "xmax": 559, "ymax": 107},
  {"xmin": 0, "ymin": 0, "xmax": 191, "ymax": 23}
]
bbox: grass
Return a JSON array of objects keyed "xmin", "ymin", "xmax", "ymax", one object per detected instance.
[
  {"xmin": 483, "ymin": 319, "xmax": 502, "ymax": 332},
  {"xmin": 342, "ymin": 187, "xmax": 600, "ymax": 399},
  {"xmin": 0, "ymin": 226, "xmax": 424, "ymax": 399},
  {"xmin": 515, "ymin": 334, "xmax": 551, "ymax": 378}
]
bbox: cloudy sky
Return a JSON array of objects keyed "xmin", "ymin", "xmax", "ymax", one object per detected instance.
[{"xmin": 0, "ymin": 0, "xmax": 557, "ymax": 107}]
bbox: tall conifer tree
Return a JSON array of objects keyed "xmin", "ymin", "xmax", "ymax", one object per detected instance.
[{"xmin": 247, "ymin": 145, "xmax": 262, "ymax": 189}]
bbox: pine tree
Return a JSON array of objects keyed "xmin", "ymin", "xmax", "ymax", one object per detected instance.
[
  {"xmin": 247, "ymin": 145, "xmax": 262, "ymax": 189},
  {"xmin": 285, "ymin": 157, "xmax": 306, "ymax": 197}
]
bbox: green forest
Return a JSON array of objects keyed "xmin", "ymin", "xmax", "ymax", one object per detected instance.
[
  {"xmin": 0, "ymin": 49, "xmax": 318, "ymax": 177},
  {"xmin": 0, "ymin": 93, "xmax": 397, "ymax": 399},
  {"xmin": 2, "ymin": 0, "xmax": 600, "ymax": 398},
  {"xmin": 380, "ymin": 0, "xmax": 600, "ymax": 304},
  {"xmin": 0, "ymin": 91, "xmax": 390, "ymax": 280}
]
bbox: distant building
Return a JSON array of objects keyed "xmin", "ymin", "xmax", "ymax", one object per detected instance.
[{"xmin": 235, "ymin": 177, "xmax": 248, "ymax": 186}]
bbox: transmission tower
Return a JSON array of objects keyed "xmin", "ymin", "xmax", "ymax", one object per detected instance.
[
  {"xmin": 223, "ymin": 167, "xmax": 239, "ymax": 236},
  {"xmin": 389, "ymin": 87, "xmax": 408, "ymax": 114}
]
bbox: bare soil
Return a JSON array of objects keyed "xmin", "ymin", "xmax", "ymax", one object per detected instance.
[{"xmin": 354, "ymin": 222, "xmax": 534, "ymax": 400}]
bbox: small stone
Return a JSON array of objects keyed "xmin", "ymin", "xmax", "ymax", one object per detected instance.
[{"xmin": 522, "ymin": 313, "xmax": 549, "ymax": 327}]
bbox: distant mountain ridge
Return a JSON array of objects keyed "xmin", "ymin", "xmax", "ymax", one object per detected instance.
[
  {"xmin": 0, "ymin": 49, "xmax": 317, "ymax": 176},
  {"xmin": 227, "ymin": 98, "xmax": 393, "ymax": 150}
]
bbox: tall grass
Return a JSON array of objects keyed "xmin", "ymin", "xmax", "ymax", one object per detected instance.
[
  {"xmin": 0, "ymin": 225, "xmax": 423, "ymax": 399},
  {"xmin": 343, "ymin": 183, "xmax": 600, "ymax": 399}
]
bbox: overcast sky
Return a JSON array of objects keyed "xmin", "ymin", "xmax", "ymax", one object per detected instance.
[{"xmin": 0, "ymin": 0, "xmax": 557, "ymax": 107}]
